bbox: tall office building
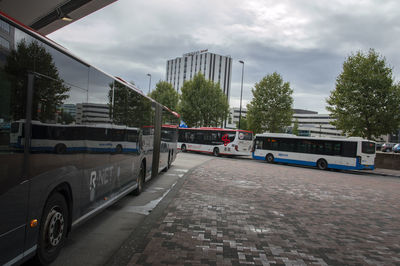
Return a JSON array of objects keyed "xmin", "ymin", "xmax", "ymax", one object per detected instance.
[{"xmin": 166, "ymin": 49, "xmax": 232, "ymax": 98}]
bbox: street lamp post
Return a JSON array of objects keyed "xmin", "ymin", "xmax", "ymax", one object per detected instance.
[
  {"xmin": 238, "ymin": 60, "xmax": 244, "ymax": 129},
  {"xmin": 146, "ymin": 73, "xmax": 152, "ymax": 94}
]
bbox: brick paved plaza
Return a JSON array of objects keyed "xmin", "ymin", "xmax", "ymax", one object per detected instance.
[{"xmin": 126, "ymin": 156, "xmax": 400, "ymax": 265}]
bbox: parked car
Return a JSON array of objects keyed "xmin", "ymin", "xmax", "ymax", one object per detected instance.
[
  {"xmin": 381, "ymin": 143, "xmax": 396, "ymax": 152},
  {"xmin": 393, "ymin": 144, "xmax": 400, "ymax": 153},
  {"xmin": 376, "ymin": 143, "xmax": 382, "ymax": 151}
]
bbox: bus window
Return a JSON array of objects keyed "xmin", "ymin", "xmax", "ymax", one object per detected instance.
[
  {"xmin": 195, "ymin": 132, "xmax": 204, "ymax": 144},
  {"xmin": 362, "ymin": 141, "xmax": 375, "ymax": 154},
  {"xmin": 342, "ymin": 142, "xmax": 357, "ymax": 157},
  {"xmin": 255, "ymin": 139, "xmax": 263, "ymax": 149},
  {"xmin": 333, "ymin": 142, "xmax": 341, "ymax": 155},
  {"xmin": 239, "ymin": 131, "xmax": 252, "ymax": 140}
]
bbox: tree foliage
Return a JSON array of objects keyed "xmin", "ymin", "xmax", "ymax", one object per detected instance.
[
  {"xmin": 109, "ymin": 81, "xmax": 153, "ymax": 127},
  {"xmin": 179, "ymin": 73, "xmax": 229, "ymax": 127},
  {"xmin": 326, "ymin": 49, "xmax": 400, "ymax": 139},
  {"xmin": 236, "ymin": 116, "xmax": 248, "ymax": 130},
  {"xmin": 292, "ymin": 118, "xmax": 299, "ymax": 135},
  {"xmin": 149, "ymin": 81, "xmax": 179, "ymax": 111},
  {"xmin": 4, "ymin": 40, "xmax": 69, "ymax": 122},
  {"xmin": 246, "ymin": 72, "xmax": 294, "ymax": 134}
]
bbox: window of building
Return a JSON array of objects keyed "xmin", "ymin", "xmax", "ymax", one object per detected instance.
[
  {"xmin": 0, "ymin": 36, "xmax": 10, "ymax": 50},
  {"xmin": 0, "ymin": 20, "xmax": 10, "ymax": 34}
]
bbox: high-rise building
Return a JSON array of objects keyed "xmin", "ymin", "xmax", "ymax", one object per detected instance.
[
  {"xmin": 76, "ymin": 103, "xmax": 111, "ymax": 124},
  {"xmin": 166, "ymin": 49, "xmax": 232, "ymax": 98}
]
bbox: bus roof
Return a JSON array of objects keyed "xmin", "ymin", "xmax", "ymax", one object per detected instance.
[
  {"xmin": 14, "ymin": 120, "xmax": 139, "ymax": 130},
  {"xmin": 179, "ymin": 127, "xmax": 253, "ymax": 133},
  {"xmin": 254, "ymin": 133, "xmax": 372, "ymax": 142}
]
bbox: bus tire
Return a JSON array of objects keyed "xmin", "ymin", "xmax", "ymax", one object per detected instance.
[
  {"xmin": 181, "ymin": 144, "xmax": 187, "ymax": 152},
  {"xmin": 213, "ymin": 148, "xmax": 220, "ymax": 157},
  {"xmin": 116, "ymin": 144, "xmax": 123, "ymax": 153},
  {"xmin": 54, "ymin": 144, "xmax": 66, "ymax": 154},
  {"xmin": 266, "ymin": 153, "xmax": 274, "ymax": 163},
  {"xmin": 34, "ymin": 192, "xmax": 68, "ymax": 265},
  {"xmin": 133, "ymin": 162, "xmax": 145, "ymax": 195},
  {"xmin": 317, "ymin": 159, "xmax": 328, "ymax": 170}
]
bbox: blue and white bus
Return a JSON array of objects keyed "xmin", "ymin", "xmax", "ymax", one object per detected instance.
[
  {"xmin": 0, "ymin": 12, "xmax": 179, "ymax": 265},
  {"xmin": 252, "ymin": 133, "xmax": 376, "ymax": 170},
  {"xmin": 10, "ymin": 120, "xmax": 141, "ymax": 154}
]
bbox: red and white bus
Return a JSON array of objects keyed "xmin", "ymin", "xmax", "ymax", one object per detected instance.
[{"xmin": 177, "ymin": 127, "xmax": 253, "ymax": 156}]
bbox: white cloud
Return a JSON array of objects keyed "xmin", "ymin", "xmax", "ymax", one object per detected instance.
[{"xmin": 48, "ymin": 0, "xmax": 400, "ymax": 114}]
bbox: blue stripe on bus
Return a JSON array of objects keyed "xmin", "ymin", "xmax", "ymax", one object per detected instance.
[
  {"xmin": 252, "ymin": 154, "xmax": 374, "ymax": 170},
  {"xmin": 274, "ymin": 157, "xmax": 316, "ymax": 166}
]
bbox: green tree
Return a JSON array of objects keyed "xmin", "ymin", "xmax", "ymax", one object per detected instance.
[
  {"xmin": 326, "ymin": 49, "xmax": 400, "ymax": 139},
  {"xmin": 179, "ymin": 73, "xmax": 229, "ymax": 127},
  {"xmin": 4, "ymin": 40, "xmax": 69, "ymax": 122},
  {"xmin": 58, "ymin": 110, "xmax": 74, "ymax": 124},
  {"xmin": 247, "ymin": 72, "xmax": 294, "ymax": 134},
  {"xmin": 292, "ymin": 118, "xmax": 299, "ymax": 135},
  {"xmin": 236, "ymin": 116, "xmax": 248, "ymax": 130},
  {"xmin": 109, "ymin": 81, "xmax": 153, "ymax": 127},
  {"xmin": 149, "ymin": 81, "xmax": 179, "ymax": 111}
]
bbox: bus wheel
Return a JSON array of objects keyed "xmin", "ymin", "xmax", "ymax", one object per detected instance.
[
  {"xmin": 266, "ymin": 153, "xmax": 274, "ymax": 163},
  {"xmin": 181, "ymin": 144, "xmax": 187, "ymax": 152},
  {"xmin": 116, "ymin": 144, "xmax": 123, "ymax": 153},
  {"xmin": 317, "ymin": 159, "xmax": 328, "ymax": 170},
  {"xmin": 133, "ymin": 162, "xmax": 145, "ymax": 195},
  {"xmin": 35, "ymin": 192, "xmax": 68, "ymax": 265},
  {"xmin": 213, "ymin": 148, "xmax": 220, "ymax": 157},
  {"xmin": 54, "ymin": 144, "xmax": 66, "ymax": 154}
]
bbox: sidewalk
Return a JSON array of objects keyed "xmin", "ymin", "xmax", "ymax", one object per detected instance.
[
  {"xmin": 371, "ymin": 167, "xmax": 400, "ymax": 177},
  {"xmin": 108, "ymin": 157, "xmax": 400, "ymax": 266}
]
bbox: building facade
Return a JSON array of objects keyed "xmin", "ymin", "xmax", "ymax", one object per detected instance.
[
  {"xmin": 291, "ymin": 110, "xmax": 342, "ymax": 137},
  {"xmin": 226, "ymin": 107, "xmax": 247, "ymax": 129},
  {"xmin": 166, "ymin": 50, "xmax": 232, "ymax": 98},
  {"xmin": 75, "ymin": 103, "xmax": 111, "ymax": 124}
]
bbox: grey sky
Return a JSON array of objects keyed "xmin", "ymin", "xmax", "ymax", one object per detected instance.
[{"xmin": 49, "ymin": 0, "xmax": 400, "ymax": 113}]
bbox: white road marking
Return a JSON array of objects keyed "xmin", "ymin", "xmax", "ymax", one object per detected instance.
[{"xmin": 125, "ymin": 182, "xmax": 177, "ymax": 215}]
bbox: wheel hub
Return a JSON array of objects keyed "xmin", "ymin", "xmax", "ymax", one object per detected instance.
[{"xmin": 47, "ymin": 209, "xmax": 64, "ymax": 247}]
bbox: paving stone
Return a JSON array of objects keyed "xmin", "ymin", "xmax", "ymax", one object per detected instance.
[{"xmin": 128, "ymin": 158, "xmax": 400, "ymax": 265}]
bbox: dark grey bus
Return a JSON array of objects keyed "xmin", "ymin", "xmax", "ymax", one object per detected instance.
[{"xmin": 0, "ymin": 12, "xmax": 178, "ymax": 265}]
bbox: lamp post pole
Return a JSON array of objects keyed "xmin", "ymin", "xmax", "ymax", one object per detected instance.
[
  {"xmin": 238, "ymin": 60, "xmax": 244, "ymax": 129},
  {"xmin": 147, "ymin": 73, "xmax": 151, "ymax": 94}
]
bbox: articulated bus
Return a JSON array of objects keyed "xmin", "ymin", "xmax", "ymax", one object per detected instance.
[
  {"xmin": 178, "ymin": 127, "xmax": 253, "ymax": 156},
  {"xmin": 0, "ymin": 12, "xmax": 179, "ymax": 265},
  {"xmin": 252, "ymin": 133, "xmax": 376, "ymax": 170}
]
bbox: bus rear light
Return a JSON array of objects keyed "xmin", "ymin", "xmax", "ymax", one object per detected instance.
[
  {"xmin": 30, "ymin": 219, "xmax": 38, "ymax": 228},
  {"xmin": 235, "ymin": 145, "xmax": 238, "ymax": 151}
]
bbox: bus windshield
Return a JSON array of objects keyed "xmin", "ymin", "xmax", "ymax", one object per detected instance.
[
  {"xmin": 362, "ymin": 141, "xmax": 375, "ymax": 154},
  {"xmin": 239, "ymin": 131, "xmax": 252, "ymax": 141}
]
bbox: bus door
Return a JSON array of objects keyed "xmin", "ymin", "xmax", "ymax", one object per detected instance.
[{"xmin": 237, "ymin": 131, "xmax": 253, "ymax": 153}]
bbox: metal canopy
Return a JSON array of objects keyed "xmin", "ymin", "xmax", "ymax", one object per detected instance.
[{"xmin": 0, "ymin": 0, "xmax": 117, "ymax": 35}]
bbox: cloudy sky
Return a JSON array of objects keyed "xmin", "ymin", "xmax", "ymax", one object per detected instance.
[{"xmin": 49, "ymin": 0, "xmax": 400, "ymax": 113}]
